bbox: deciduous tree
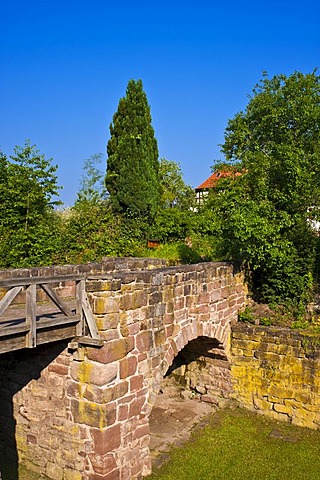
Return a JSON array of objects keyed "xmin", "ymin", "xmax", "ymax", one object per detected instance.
[
  {"xmin": 76, "ymin": 153, "xmax": 108, "ymax": 205},
  {"xmin": 211, "ymin": 70, "xmax": 320, "ymax": 307},
  {"xmin": 159, "ymin": 158, "xmax": 195, "ymax": 210},
  {"xmin": 0, "ymin": 141, "xmax": 62, "ymax": 267}
]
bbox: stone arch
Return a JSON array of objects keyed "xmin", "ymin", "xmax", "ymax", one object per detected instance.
[{"xmin": 145, "ymin": 318, "xmax": 232, "ymax": 415}]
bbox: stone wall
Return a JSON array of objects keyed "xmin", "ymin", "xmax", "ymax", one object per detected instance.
[
  {"xmin": 0, "ymin": 260, "xmax": 246, "ymax": 480},
  {"xmin": 231, "ymin": 323, "xmax": 320, "ymax": 429},
  {"xmin": 0, "ymin": 257, "xmax": 169, "ymax": 304}
]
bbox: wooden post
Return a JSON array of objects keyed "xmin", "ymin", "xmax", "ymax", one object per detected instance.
[
  {"xmin": 76, "ymin": 279, "xmax": 85, "ymax": 336},
  {"xmin": 82, "ymin": 291, "xmax": 100, "ymax": 339},
  {"xmin": 26, "ymin": 284, "xmax": 37, "ymax": 348}
]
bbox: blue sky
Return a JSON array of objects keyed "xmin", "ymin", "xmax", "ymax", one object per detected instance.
[{"xmin": 1, "ymin": 0, "xmax": 319, "ymax": 205}]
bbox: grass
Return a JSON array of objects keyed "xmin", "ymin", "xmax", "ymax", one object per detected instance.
[
  {"xmin": 0, "ymin": 463, "xmax": 48, "ymax": 480},
  {"xmin": 19, "ymin": 466, "xmax": 48, "ymax": 480},
  {"xmin": 147, "ymin": 407, "xmax": 320, "ymax": 480},
  {"xmin": 7, "ymin": 408, "xmax": 320, "ymax": 480}
]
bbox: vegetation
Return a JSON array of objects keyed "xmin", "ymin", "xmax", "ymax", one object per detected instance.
[
  {"xmin": 148, "ymin": 407, "xmax": 320, "ymax": 480},
  {"xmin": 0, "ymin": 141, "xmax": 62, "ymax": 268},
  {"xmin": 2, "ymin": 71, "xmax": 320, "ymax": 480},
  {"xmin": 105, "ymin": 79, "xmax": 160, "ymax": 225},
  {"xmin": 13, "ymin": 408, "xmax": 320, "ymax": 480},
  {"xmin": 1, "ymin": 71, "xmax": 320, "ymax": 314},
  {"xmin": 238, "ymin": 303, "xmax": 320, "ymax": 332},
  {"xmin": 76, "ymin": 153, "xmax": 107, "ymax": 205},
  {"xmin": 158, "ymin": 158, "xmax": 195, "ymax": 210},
  {"xmin": 207, "ymin": 70, "xmax": 320, "ymax": 309}
]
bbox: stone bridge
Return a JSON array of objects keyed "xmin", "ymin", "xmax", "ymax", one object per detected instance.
[{"xmin": 0, "ymin": 258, "xmax": 246, "ymax": 480}]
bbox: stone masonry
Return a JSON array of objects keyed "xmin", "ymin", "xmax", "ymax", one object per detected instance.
[
  {"xmin": 231, "ymin": 323, "xmax": 320, "ymax": 429},
  {"xmin": 0, "ymin": 260, "xmax": 245, "ymax": 480}
]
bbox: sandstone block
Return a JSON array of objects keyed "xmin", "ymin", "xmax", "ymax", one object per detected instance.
[
  {"xmin": 120, "ymin": 356, "xmax": 138, "ymax": 379},
  {"xmin": 148, "ymin": 290, "xmax": 162, "ymax": 306},
  {"xmin": 217, "ymin": 299, "xmax": 229, "ymax": 311},
  {"xmin": 292, "ymin": 414, "xmax": 317, "ymax": 429},
  {"xmin": 268, "ymin": 385, "xmax": 294, "ymax": 400},
  {"xmin": 154, "ymin": 329, "xmax": 166, "ymax": 348},
  {"xmin": 129, "ymin": 396, "xmax": 145, "ymax": 418},
  {"xmin": 96, "ymin": 314, "xmax": 119, "ymax": 331},
  {"xmin": 93, "ymin": 296, "xmax": 120, "ymax": 315},
  {"xmin": 120, "ymin": 290, "xmax": 147, "ymax": 310},
  {"xmin": 87, "ymin": 338, "xmax": 134, "ymax": 364},
  {"xmin": 71, "ymin": 399, "xmax": 116, "ymax": 428},
  {"xmin": 89, "ymin": 453, "xmax": 117, "ymax": 475},
  {"xmin": 71, "ymin": 360, "xmax": 117, "ymax": 386},
  {"xmin": 136, "ymin": 331, "xmax": 153, "ymax": 353},
  {"xmin": 83, "ymin": 381, "xmax": 129, "ymax": 404},
  {"xmin": 90, "ymin": 470, "xmax": 120, "ymax": 480},
  {"xmin": 130, "ymin": 375, "xmax": 144, "ymax": 392},
  {"xmin": 91, "ymin": 424, "xmax": 121, "ymax": 455},
  {"xmin": 118, "ymin": 403, "xmax": 129, "ymax": 421},
  {"xmin": 48, "ymin": 363, "xmax": 69, "ymax": 376},
  {"xmin": 173, "ymin": 297, "xmax": 185, "ymax": 310}
]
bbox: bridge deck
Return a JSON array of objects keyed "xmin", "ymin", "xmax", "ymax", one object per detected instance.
[
  {"xmin": 0, "ymin": 299, "xmax": 79, "ymax": 355},
  {"xmin": 0, "ymin": 275, "xmax": 101, "ymax": 355}
]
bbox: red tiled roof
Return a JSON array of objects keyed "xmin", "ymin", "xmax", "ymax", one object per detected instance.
[{"xmin": 195, "ymin": 170, "xmax": 241, "ymax": 190}]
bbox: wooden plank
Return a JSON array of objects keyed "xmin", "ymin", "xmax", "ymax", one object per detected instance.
[
  {"xmin": 72, "ymin": 336, "xmax": 104, "ymax": 347},
  {"xmin": 0, "ymin": 324, "xmax": 29, "ymax": 338},
  {"xmin": 0, "ymin": 315, "xmax": 80, "ymax": 336},
  {"xmin": 0, "ymin": 274, "xmax": 85, "ymax": 288},
  {"xmin": 26, "ymin": 284, "xmax": 36, "ymax": 348},
  {"xmin": 36, "ymin": 315, "xmax": 80, "ymax": 330},
  {"xmin": 76, "ymin": 280, "xmax": 85, "ymax": 336},
  {"xmin": 37, "ymin": 325, "xmax": 77, "ymax": 345},
  {"xmin": 40, "ymin": 284, "xmax": 73, "ymax": 316},
  {"xmin": 0, "ymin": 336, "xmax": 26, "ymax": 355},
  {"xmin": 82, "ymin": 291, "xmax": 100, "ymax": 339},
  {"xmin": 0, "ymin": 323, "xmax": 79, "ymax": 355},
  {"xmin": 0, "ymin": 286, "xmax": 23, "ymax": 316}
]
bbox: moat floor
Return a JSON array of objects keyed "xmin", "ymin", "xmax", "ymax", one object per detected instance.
[{"xmin": 149, "ymin": 380, "xmax": 216, "ymax": 468}]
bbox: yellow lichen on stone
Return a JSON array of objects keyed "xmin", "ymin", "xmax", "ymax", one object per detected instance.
[
  {"xmin": 64, "ymin": 468, "xmax": 82, "ymax": 480},
  {"xmin": 76, "ymin": 399, "xmax": 107, "ymax": 429},
  {"xmin": 231, "ymin": 325, "xmax": 320, "ymax": 429},
  {"xmin": 78, "ymin": 361, "xmax": 93, "ymax": 386},
  {"xmin": 120, "ymin": 314, "xmax": 129, "ymax": 337}
]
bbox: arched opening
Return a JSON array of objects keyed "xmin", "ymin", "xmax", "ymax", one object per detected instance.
[
  {"xmin": 149, "ymin": 335, "xmax": 233, "ymax": 467},
  {"xmin": 166, "ymin": 336, "xmax": 232, "ymax": 401}
]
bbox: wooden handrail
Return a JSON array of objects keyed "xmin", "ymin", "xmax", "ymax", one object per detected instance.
[
  {"xmin": 0, "ymin": 274, "xmax": 86, "ymax": 288},
  {"xmin": 0, "ymin": 275, "xmax": 101, "ymax": 353}
]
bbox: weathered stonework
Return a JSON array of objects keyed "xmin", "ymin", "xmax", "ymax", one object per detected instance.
[
  {"xmin": 231, "ymin": 323, "xmax": 320, "ymax": 429},
  {"xmin": 165, "ymin": 336, "xmax": 233, "ymax": 403},
  {"xmin": 0, "ymin": 260, "xmax": 245, "ymax": 480}
]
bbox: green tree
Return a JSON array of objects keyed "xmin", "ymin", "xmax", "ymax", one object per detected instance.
[
  {"xmin": 76, "ymin": 153, "xmax": 108, "ymax": 205},
  {"xmin": 159, "ymin": 158, "xmax": 195, "ymax": 210},
  {"xmin": 0, "ymin": 141, "xmax": 62, "ymax": 267},
  {"xmin": 211, "ymin": 71, "xmax": 320, "ymax": 307},
  {"xmin": 105, "ymin": 79, "xmax": 160, "ymax": 223},
  {"xmin": 148, "ymin": 158, "xmax": 196, "ymax": 243}
]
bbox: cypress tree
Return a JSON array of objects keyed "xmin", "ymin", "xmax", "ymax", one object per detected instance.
[{"xmin": 105, "ymin": 79, "xmax": 160, "ymax": 223}]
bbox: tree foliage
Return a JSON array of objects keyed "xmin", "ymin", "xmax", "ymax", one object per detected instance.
[
  {"xmin": 210, "ymin": 71, "xmax": 320, "ymax": 307},
  {"xmin": 105, "ymin": 79, "xmax": 160, "ymax": 223},
  {"xmin": 158, "ymin": 158, "xmax": 195, "ymax": 209},
  {"xmin": 0, "ymin": 141, "xmax": 61, "ymax": 267},
  {"xmin": 76, "ymin": 153, "xmax": 108, "ymax": 205}
]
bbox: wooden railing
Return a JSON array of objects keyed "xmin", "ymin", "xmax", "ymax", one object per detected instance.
[{"xmin": 0, "ymin": 275, "xmax": 102, "ymax": 355}]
